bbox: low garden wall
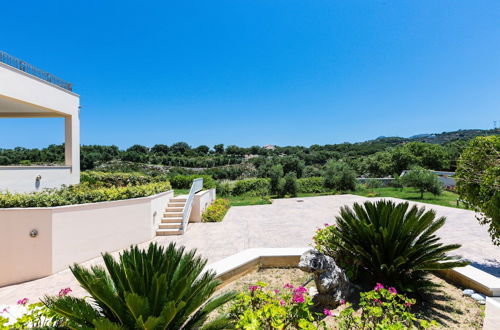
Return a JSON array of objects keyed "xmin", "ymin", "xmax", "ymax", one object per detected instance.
[
  {"xmin": 0, "ymin": 190, "xmax": 173, "ymax": 287},
  {"xmin": 190, "ymin": 189, "xmax": 216, "ymax": 222},
  {"xmin": 0, "ymin": 166, "xmax": 77, "ymax": 193}
]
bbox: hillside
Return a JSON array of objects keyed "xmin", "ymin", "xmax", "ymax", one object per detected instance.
[{"xmin": 408, "ymin": 128, "xmax": 500, "ymax": 144}]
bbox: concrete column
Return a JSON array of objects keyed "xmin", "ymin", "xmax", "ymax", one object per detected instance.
[{"xmin": 64, "ymin": 112, "xmax": 80, "ymax": 184}]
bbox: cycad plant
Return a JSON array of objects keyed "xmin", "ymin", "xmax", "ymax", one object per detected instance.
[
  {"xmin": 43, "ymin": 243, "xmax": 235, "ymax": 329},
  {"xmin": 332, "ymin": 200, "xmax": 467, "ymax": 292}
]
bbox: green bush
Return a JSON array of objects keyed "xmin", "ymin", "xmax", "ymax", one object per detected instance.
[
  {"xmin": 269, "ymin": 164, "xmax": 284, "ymax": 195},
  {"xmin": 215, "ymin": 181, "xmax": 232, "ymax": 197},
  {"xmin": 296, "ymin": 177, "xmax": 325, "ymax": 193},
  {"xmin": 364, "ymin": 178, "xmax": 383, "ymax": 189},
  {"xmin": 315, "ymin": 200, "xmax": 467, "ymax": 292},
  {"xmin": 281, "ymin": 172, "xmax": 298, "ymax": 197},
  {"xmin": 232, "ymin": 178, "xmax": 270, "ymax": 196},
  {"xmin": 0, "ymin": 182, "xmax": 171, "ymax": 208},
  {"xmin": 228, "ymin": 281, "xmax": 325, "ymax": 329},
  {"xmin": 170, "ymin": 174, "xmax": 216, "ymax": 189},
  {"xmin": 80, "ymin": 171, "xmax": 167, "ymax": 187},
  {"xmin": 201, "ymin": 198, "xmax": 231, "ymax": 222},
  {"xmin": 43, "ymin": 243, "xmax": 236, "ymax": 329},
  {"xmin": 323, "ymin": 160, "xmax": 357, "ymax": 191},
  {"xmin": 337, "ymin": 284, "xmax": 436, "ymax": 329},
  {"xmin": 401, "ymin": 166, "xmax": 442, "ymax": 199}
]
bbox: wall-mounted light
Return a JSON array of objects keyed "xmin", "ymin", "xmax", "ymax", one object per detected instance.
[
  {"xmin": 29, "ymin": 229, "xmax": 38, "ymax": 238},
  {"xmin": 35, "ymin": 175, "xmax": 42, "ymax": 182}
]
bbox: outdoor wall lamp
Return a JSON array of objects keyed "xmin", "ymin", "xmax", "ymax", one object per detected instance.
[
  {"xmin": 35, "ymin": 175, "xmax": 42, "ymax": 182},
  {"xmin": 29, "ymin": 229, "xmax": 38, "ymax": 238}
]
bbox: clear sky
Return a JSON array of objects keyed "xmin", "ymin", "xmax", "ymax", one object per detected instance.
[{"xmin": 1, "ymin": 0, "xmax": 499, "ymax": 149}]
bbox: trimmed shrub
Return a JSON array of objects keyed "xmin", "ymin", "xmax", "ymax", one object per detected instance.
[
  {"xmin": 232, "ymin": 178, "xmax": 270, "ymax": 196},
  {"xmin": 170, "ymin": 174, "xmax": 216, "ymax": 189},
  {"xmin": 0, "ymin": 182, "xmax": 171, "ymax": 208},
  {"xmin": 281, "ymin": 172, "xmax": 297, "ymax": 197},
  {"xmin": 201, "ymin": 198, "xmax": 231, "ymax": 222},
  {"xmin": 296, "ymin": 177, "xmax": 325, "ymax": 193},
  {"xmin": 269, "ymin": 164, "xmax": 284, "ymax": 195},
  {"xmin": 80, "ymin": 171, "xmax": 167, "ymax": 187},
  {"xmin": 215, "ymin": 180, "xmax": 233, "ymax": 197}
]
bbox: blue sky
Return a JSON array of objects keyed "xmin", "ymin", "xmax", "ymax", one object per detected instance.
[{"xmin": 1, "ymin": 0, "xmax": 499, "ymax": 149}]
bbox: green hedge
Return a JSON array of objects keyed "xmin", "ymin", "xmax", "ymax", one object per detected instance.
[
  {"xmin": 296, "ymin": 177, "xmax": 326, "ymax": 193},
  {"xmin": 170, "ymin": 175, "xmax": 216, "ymax": 189},
  {"xmin": 201, "ymin": 198, "xmax": 230, "ymax": 222},
  {"xmin": 232, "ymin": 178, "xmax": 270, "ymax": 196},
  {"xmin": 80, "ymin": 171, "xmax": 167, "ymax": 187},
  {"xmin": 0, "ymin": 182, "xmax": 171, "ymax": 208}
]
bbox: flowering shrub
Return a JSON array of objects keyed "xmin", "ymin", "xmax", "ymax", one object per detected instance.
[
  {"xmin": 228, "ymin": 281, "xmax": 326, "ymax": 329},
  {"xmin": 201, "ymin": 198, "xmax": 230, "ymax": 222},
  {"xmin": 0, "ymin": 182, "xmax": 171, "ymax": 208},
  {"xmin": 336, "ymin": 284, "xmax": 437, "ymax": 329}
]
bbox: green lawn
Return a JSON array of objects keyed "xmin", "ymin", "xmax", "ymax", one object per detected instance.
[
  {"xmin": 225, "ymin": 195, "xmax": 272, "ymax": 206},
  {"xmin": 353, "ymin": 187, "xmax": 467, "ymax": 209}
]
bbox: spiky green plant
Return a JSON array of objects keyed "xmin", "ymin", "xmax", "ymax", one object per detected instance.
[
  {"xmin": 43, "ymin": 243, "xmax": 235, "ymax": 329},
  {"xmin": 332, "ymin": 200, "xmax": 468, "ymax": 292}
]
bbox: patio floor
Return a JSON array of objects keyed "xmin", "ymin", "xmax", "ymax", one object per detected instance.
[{"xmin": 1, "ymin": 194, "xmax": 499, "ymax": 304}]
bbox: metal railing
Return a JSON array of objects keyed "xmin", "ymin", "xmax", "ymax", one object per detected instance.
[
  {"xmin": 182, "ymin": 178, "xmax": 204, "ymax": 232},
  {"xmin": 0, "ymin": 51, "xmax": 73, "ymax": 91}
]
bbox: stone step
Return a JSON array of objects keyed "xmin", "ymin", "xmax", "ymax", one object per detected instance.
[
  {"xmin": 159, "ymin": 223, "xmax": 182, "ymax": 229},
  {"xmin": 161, "ymin": 217, "xmax": 183, "ymax": 223},
  {"xmin": 164, "ymin": 212, "xmax": 183, "ymax": 218},
  {"xmin": 171, "ymin": 197, "xmax": 187, "ymax": 203},
  {"xmin": 168, "ymin": 203, "xmax": 185, "ymax": 208},
  {"xmin": 166, "ymin": 207, "xmax": 183, "ymax": 212},
  {"xmin": 156, "ymin": 228, "xmax": 183, "ymax": 236}
]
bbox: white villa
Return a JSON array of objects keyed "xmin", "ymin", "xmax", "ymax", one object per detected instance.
[{"xmin": 0, "ymin": 51, "xmax": 80, "ymax": 193}]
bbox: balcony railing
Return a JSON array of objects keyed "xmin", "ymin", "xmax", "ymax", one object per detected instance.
[{"xmin": 0, "ymin": 51, "xmax": 73, "ymax": 91}]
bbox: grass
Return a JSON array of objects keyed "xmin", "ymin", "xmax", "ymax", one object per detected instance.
[
  {"xmin": 225, "ymin": 195, "xmax": 272, "ymax": 206},
  {"xmin": 353, "ymin": 187, "xmax": 467, "ymax": 209}
]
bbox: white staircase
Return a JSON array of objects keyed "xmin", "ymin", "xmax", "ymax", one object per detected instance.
[{"xmin": 156, "ymin": 195, "xmax": 188, "ymax": 236}]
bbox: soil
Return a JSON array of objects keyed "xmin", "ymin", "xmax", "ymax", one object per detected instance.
[{"xmin": 214, "ymin": 267, "xmax": 484, "ymax": 329}]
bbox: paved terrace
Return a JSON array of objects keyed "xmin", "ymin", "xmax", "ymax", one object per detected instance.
[{"xmin": 1, "ymin": 194, "xmax": 499, "ymax": 304}]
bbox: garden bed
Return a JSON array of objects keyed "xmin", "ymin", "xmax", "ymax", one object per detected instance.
[{"xmin": 214, "ymin": 267, "xmax": 484, "ymax": 329}]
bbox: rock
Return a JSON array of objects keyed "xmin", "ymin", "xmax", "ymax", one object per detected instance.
[
  {"xmin": 463, "ymin": 289, "xmax": 475, "ymax": 296},
  {"xmin": 299, "ymin": 249, "xmax": 350, "ymax": 307},
  {"xmin": 471, "ymin": 293, "xmax": 486, "ymax": 302}
]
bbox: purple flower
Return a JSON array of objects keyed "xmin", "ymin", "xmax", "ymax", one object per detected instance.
[
  {"xmin": 1, "ymin": 307, "xmax": 9, "ymax": 314},
  {"xmin": 17, "ymin": 298, "xmax": 29, "ymax": 306},
  {"xmin": 58, "ymin": 287, "xmax": 72, "ymax": 297},
  {"xmin": 323, "ymin": 308, "xmax": 332, "ymax": 316},
  {"xmin": 340, "ymin": 299, "xmax": 346, "ymax": 305},
  {"xmin": 248, "ymin": 285, "xmax": 260, "ymax": 292},
  {"xmin": 388, "ymin": 287, "xmax": 397, "ymax": 295},
  {"xmin": 280, "ymin": 300, "xmax": 286, "ymax": 306},
  {"xmin": 374, "ymin": 283, "xmax": 384, "ymax": 291},
  {"xmin": 283, "ymin": 283, "xmax": 294, "ymax": 289}
]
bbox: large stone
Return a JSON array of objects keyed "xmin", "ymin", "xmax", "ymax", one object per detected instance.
[{"xmin": 299, "ymin": 249, "xmax": 350, "ymax": 307}]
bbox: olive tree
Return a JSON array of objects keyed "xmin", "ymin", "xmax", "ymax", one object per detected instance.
[
  {"xmin": 456, "ymin": 135, "xmax": 500, "ymax": 245},
  {"xmin": 401, "ymin": 166, "xmax": 442, "ymax": 199}
]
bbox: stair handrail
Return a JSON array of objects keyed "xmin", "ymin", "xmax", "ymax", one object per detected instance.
[{"xmin": 182, "ymin": 178, "xmax": 204, "ymax": 232}]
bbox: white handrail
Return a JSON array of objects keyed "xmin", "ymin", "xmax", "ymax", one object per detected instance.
[{"xmin": 182, "ymin": 178, "xmax": 203, "ymax": 232}]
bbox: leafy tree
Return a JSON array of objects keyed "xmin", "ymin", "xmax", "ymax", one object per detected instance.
[
  {"xmin": 281, "ymin": 171, "xmax": 297, "ymax": 197},
  {"xmin": 269, "ymin": 164, "xmax": 284, "ymax": 195},
  {"xmin": 321, "ymin": 200, "xmax": 467, "ymax": 292},
  {"xmin": 456, "ymin": 135, "xmax": 500, "ymax": 245},
  {"xmin": 323, "ymin": 160, "xmax": 356, "ymax": 191},
  {"xmin": 213, "ymin": 144, "xmax": 224, "ymax": 154},
  {"xmin": 43, "ymin": 243, "xmax": 235, "ymax": 329},
  {"xmin": 401, "ymin": 166, "xmax": 442, "ymax": 199},
  {"xmin": 170, "ymin": 142, "xmax": 191, "ymax": 155},
  {"xmin": 280, "ymin": 156, "xmax": 305, "ymax": 178},
  {"xmin": 126, "ymin": 144, "xmax": 149, "ymax": 154},
  {"xmin": 195, "ymin": 145, "xmax": 209, "ymax": 155},
  {"xmin": 151, "ymin": 144, "xmax": 170, "ymax": 155}
]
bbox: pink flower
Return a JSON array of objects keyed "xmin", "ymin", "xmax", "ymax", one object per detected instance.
[
  {"xmin": 283, "ymin": 283, "xmax": 294, "ymax": 289},
  {"xmin": 1, "ymin": 307, "xmax": 9, "ymax": 314},
  {"xmin": 323, "ymin": 308, "xmax": 332, "ymax": 316},
  {"xmin": 340, "ymin": 299, "xmax": 346, "ymax": 305},
  {"xmin": 292, "ymin": 294, "xmax": 305, "ymax": 303},
  {"xmin": 324, "ymin": 223, "xmax": 330, "ymax": 227},
  {"xmin": 374, "ymin": 283, "xmax": 384, "ymax": 291},
  {"xmin": 248, "ymin": 285, "xmax": 259, "ymax": 292},
  {"xmin": 388, "ymin": 287, "xmax": 397, "ymax": 295},
  {"xmin": 58, "ymin": 287, "xmax": 72, "ymax": 297},
  {"xmin": 274, "ymin": 289, "xmax": 280, "ymax": 294},
  {"xmin": 280, "ymin": 300, "xmax": 286, "ymax": 306},
  {"xmin": 374, "ymin": 298, "xmax": 382, "ymax": 304},
  {"xmin": 293, "ymin": 286, "xmax": 307, "ymax": 294},
  {"xmin": 17, "ymin": 298, "xmax": 28, "ymax": 306},
  {"xmin": 404, "ymin": 302, "xmax": 413, "ymax": 307}
]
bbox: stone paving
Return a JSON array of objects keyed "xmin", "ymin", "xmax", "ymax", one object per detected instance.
[{"xmin": 1, "ymin": 194, "xmax": 499, "ymax": 304}]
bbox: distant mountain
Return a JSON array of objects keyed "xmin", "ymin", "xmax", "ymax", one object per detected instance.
[{"xmin": 408, "ymin": 128, "xmax": 500, "ymax": 144}]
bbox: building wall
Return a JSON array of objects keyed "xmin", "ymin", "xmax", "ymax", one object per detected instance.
[
  {"xmin": 0, "ymin": 166, "xmax": 75, "ymax": 193},
  {"xmin": 190, "ymin": 189, "xmax": 216, "ymax": 222},
  {"xmin": 0, "ymin": 191, "xmax": 173, "ymax": 287}
]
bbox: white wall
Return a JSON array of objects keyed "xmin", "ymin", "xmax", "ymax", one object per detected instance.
[
  {"xmin": 190, "ymin": 189, "xmax": 216, "ymax": 222},
  {"xmin": 0, "ymin": 166, "xmax": 74, "ymax": 193},
  {"xmin": 0, "ymin": 191, "xmax": 173, "ymax": 287}
]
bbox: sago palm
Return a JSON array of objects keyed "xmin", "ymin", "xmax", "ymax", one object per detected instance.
[
  {"xmin": 333, "ymin": 200, "xmax": 468, "ymax": 292},
  {"xmin": 43, "ymin": 242, "xmax": 235, "ymax": 329}
]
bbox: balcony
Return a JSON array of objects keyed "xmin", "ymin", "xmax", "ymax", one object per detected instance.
[{"xmin": 0, "ymin": 51, "xmax": 73, "ymax": 91}]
